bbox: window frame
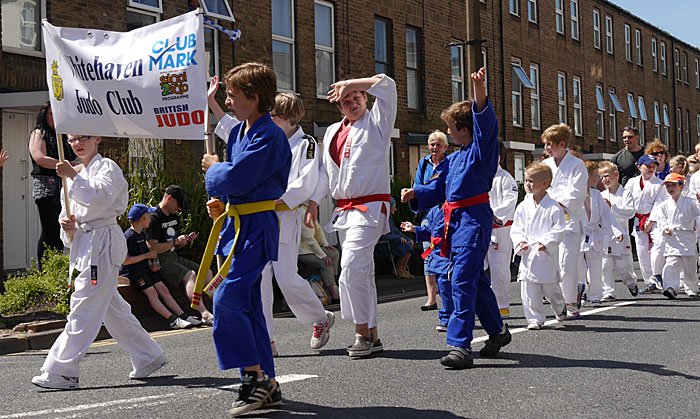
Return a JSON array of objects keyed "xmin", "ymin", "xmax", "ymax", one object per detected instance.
[
  {"xmin": 572, "ymin": 76, "xmax": 582, "ymax": 136},
  {"xmin": 697, "ymin": 114, "xmax": 700, "ymax": 141},
  {"xmin": 405, "ymin": 25, "xmax": 422, "ymax": 111},
  {"xmin": 651, "ymin": 37, "xmax": 658, "ymax": 72},
  {"xmin": 570, "ymin": 0, "xmax": 579, "ymax": 40},
  {"xmin": 624, "ymin": 24, "xmax": 631, "ymax": 62},
  {"xmin": 451, "ymin": 42, "xmax": 465, "ymax": 103},
  {"xmin": 683, "ymin": 51, "xmax": 689, "ymax": 84},
  {"xmin": 635, "ymin": 29, "xmax": 642, "ymax": 66},
  {"xmin": 128, "ymin": 0, "xmax": 162, "ymax": 14},
  {"xmin": 555, "ymin": 0, "xmax": 565, "ymax": 35},
  {"xmin": 271, "ymin": 0, "xmax": 296, "ymax": 93},
  {"xmin": 527, "ymin": 0, "xmax": 538, "ymax": 23},
  {"xmin": 509, "ymin": 0, "xmax": 520, "ymax": 17},
  {"xmin": 654, "ymin": 101, "xmax": 661, "ymax": 140},
  {"xmin": 202, "ymin": 19, "xmax": 219, "ymax": 82},
  {"xmin": 685, "ymin": 109, "xmax": 690, "ymax": 153},
  {"xmin": 558, "ymin": 72, "xmax": 567, "ymax": 125},
  {"xmin": 660, "ymin": 41, "xmax": 667, "ymax": 76},
  {"xmin": 199, "ymin": 0, "xmax": 235, "ymax": 23},
  {"xmin": 2, "ymin": 0, "xmax": 47, "ymax": 57},
  {"xmin": 314, "ymin": 0, "xmax": 335, "ymax": 99},
  {"xmin": 482, "ymin": 48, "xmax": 488, "ymax": 95},
  {"xmin": 530, "ymin": 63, "xmax": 541, "ymax": 130},
  {"xmin": 593, "ymin": 8, "xmax": 601, "ymax": 49},
  {"xmin": 674, "ymin": 47, "xmax": 680, "ymax": 81},
  {"xmin": 511, "ymin": 58, "xmax": 524, "ymax": 128},
  {"xmin": 605, "ymin": 15, "xmax": 613, "ymax": 54},
  {"xmin": 608, "ymin": 88, "xmax": 618, "ymax": 142},
  {"xmin": 374, "ymin": 17, "xmax": 392, "ymax": 77},
  {"xmin": 695, "ymin": 58, "xmax": 700, "ymax": 89},
  {"xmin": 663, "ymin": 103, "xmax": 670, "ymax": 146},
  {"xmin": 596, "ymin": 83, "xmax": 605, "ymax": 140},
  {"xmin": 677, "ymin": 107, "xmax": 683, "ymax": 152},
  {"xmin": 626, "ymin": 93, "xmax": 638, "ymax": 119},
  {"xmin": 638, "ymin": 96, "xmax": 647, "ymax": 144}
]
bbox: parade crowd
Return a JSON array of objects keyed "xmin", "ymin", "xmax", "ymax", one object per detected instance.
[{"xmin": 26, "ymin": 60, "xmax": 700, "ymax": 417}]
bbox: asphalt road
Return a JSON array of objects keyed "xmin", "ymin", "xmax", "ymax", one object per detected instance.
[{"xmin": 2, "ymin": 279, "xmax": 700, "ymax": 419}]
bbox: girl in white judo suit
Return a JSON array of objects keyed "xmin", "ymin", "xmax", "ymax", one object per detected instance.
[
  {"xmin": 578, "ymin": 161, "xmax": 625, "ymax": 305},
  {"xmin": 309, "ymin": 74, "xmax": 397, "ymax": 357},
  {"xmin": 649, "ymin": 173, "xmax": 700, "ymax": 299},
  {"xmin": 32, "ymin": 135, "xmax": 164, "ymax": 390},
  {"xmin": 510, "ymin": 162, "xmax": 567, "ymax": 329},
  {"xmin": 627, "ymin": 155, "xmax": 666, "ymax": 292},
  {"xmin": 485, "ymin": 144, "xmax": 518, "ymax": 317},
  {"xmin": 599, "ymin": 161, "xmax": 639, "ymax": 300}
]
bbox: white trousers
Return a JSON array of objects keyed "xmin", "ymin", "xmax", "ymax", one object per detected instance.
[
  {"xmin": 582, "ymin": 250, "xmax": 604, "ymax": 302},
  {"xmin": 633, "ymin": 230, "xmax": 654, "ymax": 284},
  {"xmin": 520, "ymin": 281, "xmax": 565, "ymax": 326},
  {"xmin": 602, "ymin": 251, "xmax": 638, "ymax": 297},
  {"xmin": 650, "ymin": 229, "xmax": 666, "ymax": 276},
  {"xmin": 261, "ymin": 211, "xmax": 327, "ymax": 339},
  {"xmin": 42, "ymin": 263, "xmax": 163, "ymax": 378},
  {"xmin": 663, "ymin": 255, "xmax": 699, "ymax": 294},
  {"xmin": 486, "ymin": 226, "xmax": 513, "ymax": 310},
  {"xmin": 337, "ymin": 221, "xmax": 385, "ymax": 328},
  {"xmin": 559, "ymin": 231, "xmax": 583, "ymax": 303}
]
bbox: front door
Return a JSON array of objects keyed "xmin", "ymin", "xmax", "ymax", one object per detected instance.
[{"xmin": 2, "ymin": 110, "xmax": 41, "ymax": 270}]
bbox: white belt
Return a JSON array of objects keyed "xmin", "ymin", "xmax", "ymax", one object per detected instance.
[{"xmin": 69, "ymin": 217, "xmax": 118, "ymax": 287}]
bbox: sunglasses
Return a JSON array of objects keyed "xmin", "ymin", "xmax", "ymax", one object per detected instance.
[
  {"xmin": 66, "ymin": 135, "xmax": 93, "ymax": 144},
  {"xmin": 650, "ymin": 151, "xmax": 666, "ymax": 156}
]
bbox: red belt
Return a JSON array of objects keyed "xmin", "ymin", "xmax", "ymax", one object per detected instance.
[
  {"xmin": 441, "ymin": 192, "xmax": 490, "ymax": 256},
  {"xmin": 493, "ymin": 220, "xmax": 513, "ymax": 229},
  {"xmin": 635, "ymin": 212, "xmax": 652, "ymax": 246},
  {"xmin": 335, "ymin": 194, "xmax": 391, "ymax": 212},
  {"xmin": 421, "ymin": 236, "xmax": 442, "ymax": 260}
]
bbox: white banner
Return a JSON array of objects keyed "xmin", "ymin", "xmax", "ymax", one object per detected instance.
[{"xmin": 43, "ymin": 10, "xmax": 207, "ymax": 140}]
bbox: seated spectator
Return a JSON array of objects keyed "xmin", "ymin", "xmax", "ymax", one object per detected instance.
[
  {"xmin": 122, "ymin": 204, "xmax": 202, "ymax": 329},
  {"xmin": 297, "ymin": 204, "xmax": 340, "ymax": 304},
  {"xmin": 375, "ymin": 197, "xmax": 414, "ymax": 278},
  {"xmin": 145, "ymin": 185, "xmax": 214, "ymax": 325}
]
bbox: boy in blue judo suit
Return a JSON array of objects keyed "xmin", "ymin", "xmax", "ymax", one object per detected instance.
[
  {"xmin": 201, "ymin": 62, "xmax": 291, "ymax": 416},
  {"xmin": 401, "ymin": 67, "xmax": 511, "ymax": 369},
  {"xmin": 401, "ymin": 205, "xmax": 452, "ymax": 332}
]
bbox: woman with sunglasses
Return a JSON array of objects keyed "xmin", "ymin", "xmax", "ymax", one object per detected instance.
[{"xmin": 645, "ymin": 139, "xmax": 671, "ymax": 181}]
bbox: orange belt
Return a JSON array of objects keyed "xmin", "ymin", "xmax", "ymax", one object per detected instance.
[
  {"xmin": 421, "ymin": 236, "xmax": 443, "ymax": 259},
  {"xmin": 335, "ymin": 194, "xmax": 391, "ymax": 212},
  {"xmin": 441, "ymin": 192, "xmax": 490, "ymax": 256}
]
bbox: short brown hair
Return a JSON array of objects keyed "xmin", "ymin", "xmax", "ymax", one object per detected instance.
[
  {"xmin": 541, "ymin": 123, "xmax": 572, "ymax": 146},
  {"xmin": 644, "ymin": 139, "xmax": 669, "ymax": 160},
  {"xmin": 273, "ymin": 92, "xmax": 305, "ymax": 126},
  {"xmin": 223, "ymin": 62, "xmax": 277, "ymax": 113},
  {"xmin": 584, "ymin": 160, "xmax": 599, "ymax": 174},
  {"xmin": 525, "ymin": 162, "xmax": 553, "ymax": 187},
  {"xmin": 440, "ymin": 100, "xmax": 474, "ymax": 135}
]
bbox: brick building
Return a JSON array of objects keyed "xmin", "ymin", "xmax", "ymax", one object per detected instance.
[{"xmin": 1, "ymin": 0, "xmax": 699, "ymax": 270}]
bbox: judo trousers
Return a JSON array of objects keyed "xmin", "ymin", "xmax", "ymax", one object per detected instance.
[
  {"xmin": 486, "ymin": 226, "xmax": 513, "ymax": 310},
  {"xmin": 337, "ymin": 221, "xmax": 384, "ymax": 328},
  {"xmin": 559, "ymin": 231, "xmax": 583, "ymax": 304},
  {"xmin": 582, "ymin": 250, "xmax": 604, "ymax": 302},
  {"xmin": 520, "ymin": 281, "xmax": 565, "ymax": 326},
  {"xmin": 632, "ymin": 230, "xmax": 654, "ymax": 284},
  {"xmin": 213, "ymin": 238, "xmax": 275, "ymax": 378},
  {"xmin": 602, "ymin": 252, "xmax": 637, "ymax": 297},
  {"xmin": 663, "ymin": 255, "xmax": 699, "ymax": 294},
  {"xmin": 261, "ymin": 212, "xmax": 327, "ymax": 338},
  {"xmin": 42, "ymin": 264, "xmax": 163, "ymax": 378},
  {"xmin": 650, "ymin": 229, "xmax": 666, "ymax": 277},
  {"xmin": 436, "ymin": 272, "xmax": 453, "ymax": 325},
  {"xmin": 446, "ymin": 246, "xmax": 503, "ymax": 349}
]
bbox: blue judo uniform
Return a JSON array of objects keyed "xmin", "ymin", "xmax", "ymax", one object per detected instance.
[
  {"xmin": 410, "ymin": 99, "xmax": 503, "ymax": 349},
  {"xmin": 205, "ymin": 113, "xmax": 291, "ymax": 377},
  {"xmin": 414, "ymin": 205, "xmax": 452, "ymax": 326}
]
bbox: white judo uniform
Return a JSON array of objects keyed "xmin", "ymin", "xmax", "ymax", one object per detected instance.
[
  {"xmin": 579, "ymin": 188, "xmax": 625, "ymax": 302},
  {"xmin": 601, "ymin": 185, "xmax": 638, "ymax": 297},
  {"xmin": 510, "ymin": 193, "xmax": 566, "ymax": 326},
  {"xmin": 312, "ymin": 74, "xmax": 397, "ymax": 328},
  {"xmin": 627, "ymin": 174, "xmax": 665, "ymax": 285},
  {"xmin": 41, "ymin": 155, "xmax": 163, "ymax": 378},
  {"xmin": 544, "ymin": 152, "xmax": 588, "ymax": 309},
  {"xmin": 260, "ymin": 127, "xmax": 328, "ymax": 337},
  {"xmin": 485, "ymin": 165, "xmax": 518, "ymax": 310},
  {"xmin": 650, "ymin": 195, "xmax": 700, "ymax": 295}
]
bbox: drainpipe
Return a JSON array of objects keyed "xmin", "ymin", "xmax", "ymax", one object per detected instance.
[{"xmin": 498, "ymin": 0, "xmax": 507, "ymax": 142}]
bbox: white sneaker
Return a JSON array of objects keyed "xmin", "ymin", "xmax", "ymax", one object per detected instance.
[
  {"xmin": 184, "ymin": 315, "xmax": 202, "ymax": 326},
  {"xmin": 170, "ymin": 317, "xmax": 192, "ymax": 329},
  {"xmin": 310, "ymin": 310, "xmax": 335, "ymax": 350},
  {"xmin": 270, "ymin": 341, "xmax": 279, "ymax": 357},
  {"xmin": 527, "ymin": 323, "xmax": 542, "ymax": 330},
  {"xmin": 129, "ymin": 354, "xmax": 168, "ymax": 379},
  {"xmin": 32, "ymin": 371, "xmax": 79, "ymax": 390}
]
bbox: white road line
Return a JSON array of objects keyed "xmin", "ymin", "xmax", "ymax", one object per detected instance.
[
  {"xmin": 0, "ymin": 374, "xmax": 317, "ymax": 419},
  {"xmin": 472, "ymin": 300, "xmax": 637, "ymax": 343}
]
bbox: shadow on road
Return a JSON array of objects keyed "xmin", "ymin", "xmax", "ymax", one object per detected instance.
[{"xmin": 252, "ymin": 401, "xmax": 468, "ymax": 419}]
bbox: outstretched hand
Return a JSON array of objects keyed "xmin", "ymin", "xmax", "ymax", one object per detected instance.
[
  {"xmin": 401, "ymin": 188, "xmax": 415, "ymax": 203},
  {"xmin": 208, "ymin": 76, "xmax": 219, "ymax": 101},
  {"xmin": 327, "ymin": 80, "xmax": 348, "ymax": 104},
  {"xmin": 0, "ymin": 149, "xmax": 9, "ymax": 167}
]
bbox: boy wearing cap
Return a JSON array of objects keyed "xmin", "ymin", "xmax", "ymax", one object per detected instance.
[
  {"xmin": 146, "ymin": 185, "xmax": 214, "ymax": 324},
  {"xmin": 649, "ymin": 173, "xmax": 700, "ymax": 299},
  {"xmin": 626, "ymin": 155, "xmax": 666, "ymax": 293},
  {"xmin": 122, "ymin": 204, "xmax": 201, "ymax": 329}
]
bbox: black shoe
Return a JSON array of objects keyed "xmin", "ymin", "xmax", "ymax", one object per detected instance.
[
  {"xmin": 628, "ymin": 284, "xmax": 639, "ymax": 297},
  {"xmin": 262, "ymin": 382, "xmax": 282, "ymax": 408},
  {"xmin": 479, "ymin": 324, "xmax": 512, "ymax": 357},
  {"xmin": 421, "ymin": 303, "xmax": 438, "ymax": 311},
  {"xmin": 330, "ymin": 298, "xmax": 341, "ymax": 305},
  {"xmin": 228, "ymin": 371, "xmax": 274, "ymax": 417},
  {"xmin": 663, "ymin": 287, "xmax": 677, "ymax": 300},
  {"xmin": 440, "ymin": 348, "xmax": 474, "ymax": 369},
  {"xmin": 371, "ymin": 338, "xmax": 384, "ymax": 354}
]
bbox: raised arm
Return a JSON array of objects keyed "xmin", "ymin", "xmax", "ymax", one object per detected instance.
[{"xmin": 472, "ymin": 67, "xmax": 487, "ymax": 113}]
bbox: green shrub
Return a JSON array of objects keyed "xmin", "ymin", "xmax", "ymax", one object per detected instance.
[{"xmin": 0, "ymin": 248, "xmax": 73, "ymax": 316}]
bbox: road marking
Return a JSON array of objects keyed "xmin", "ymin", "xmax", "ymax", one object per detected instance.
[
  {"xmin": 471, "ymin": 300, "xmax": 637, "ymax": 343},
  {"xmin": 0, "ymin": 374, "xmax": 317, "ymax": 419}
]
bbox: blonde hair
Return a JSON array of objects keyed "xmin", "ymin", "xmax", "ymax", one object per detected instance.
[
  {"xmin": 273, "ymin": 92, "xmax": 305, "ymax": 126},
  {"xmin": 584, "ymin": 160, "xmax": 599, "ymax": 174},
  {"xmin": 541, "ymin": 123, "xmax": 572, "ymax": 146},
  {"xmin": 598, "ymin": 161, "xmax": 618, "ymax": 174},
  {"xmin": 428, "ymin": 130, "xmax": 448, "ymax": 146},
  {"xmin": 695, "ymin": 143, "xmax": 700, "ymax": 154},
  {"xmin": 670, "ymin": 155, "xmax": 689, "ymax": 176},
  {"xmin": 525, "ymin": 162, "xmax": 553, "ymax": 186}
]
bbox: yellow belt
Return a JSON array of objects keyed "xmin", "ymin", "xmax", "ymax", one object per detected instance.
[
  {"xmin": 275, "ymin": 203, "xmax": 298, "ymax": 212},
  {"xmin": 191, "ymin": 200, "xmax": 275, "ymax": 309}
]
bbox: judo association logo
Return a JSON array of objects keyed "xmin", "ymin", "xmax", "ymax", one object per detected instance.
[
  {"xmin": 160, "ymin": 71, "xmax": 189, "ymax": 99},
  {"xmin": 51, "ymin": 61, "xmax": 64, "ymax": 101}
]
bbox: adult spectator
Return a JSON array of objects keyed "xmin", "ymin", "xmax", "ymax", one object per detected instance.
[
  {"xmin": 145, "ymin": 185, "xmax": 214, "ymax": 324},
  {"xmin": 645, "ymin": 139, "xmax": 671, "ymax": 180},
  {"xmin": 297, "ymin": 204, "xmax": 340, "ymax": 304},
  {"xmin": 413, "ymin": 130, "xmax": 449, "ymax": 310},
  {"xmin": 610, "ymin": 127, "xmax": 644, "ymax": 186},
  {"xmin": 375, "ymin": 197, "xmax": 414, "ymax": 278},
  {"xmin": 28, "ymin": 101, "xmax": 77, "ymax": 267}
]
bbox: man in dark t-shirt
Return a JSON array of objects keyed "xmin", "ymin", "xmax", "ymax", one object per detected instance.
[
  {"xmin": 145, "ymin": 185, "xmax": 214, "ymax": 324},
  {"xmin": 610, "ymin": 126, "xmax": 645, "ymax": 186}
]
